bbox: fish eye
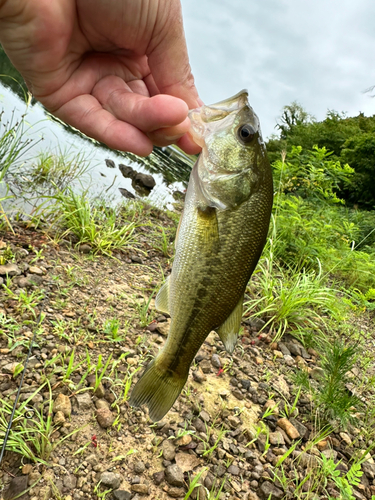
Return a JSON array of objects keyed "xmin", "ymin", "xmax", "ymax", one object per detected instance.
[{"xmin": 237, "ymin": 124, "xmax": 255, "ymax": 143}]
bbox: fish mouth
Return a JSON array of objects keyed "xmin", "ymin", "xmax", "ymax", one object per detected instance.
[{"xmin": 188, "ymin": 90, "xmax": 249, "ymax": 147}]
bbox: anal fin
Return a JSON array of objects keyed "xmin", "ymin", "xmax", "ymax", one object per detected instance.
[
  {"xmin": 217, "ymin": 296, "xmax": 243, "ymax": 354},
  {"xmin": 155, "ymin": 275, "xmax": 171, "ymax": 315}
]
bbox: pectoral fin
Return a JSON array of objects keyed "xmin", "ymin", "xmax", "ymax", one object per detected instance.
[
  {"xmin": 155, "ymin": 276, "xmax": 170, "ymax": 315},
  {"xmin": 217, "ymin": 297, "xmax": 243, "ymax": 353}
]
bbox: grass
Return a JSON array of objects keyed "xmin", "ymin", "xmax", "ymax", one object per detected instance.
[{"xmin": 42, "ymin": 186, "xmax": 142, "ymax": 255}]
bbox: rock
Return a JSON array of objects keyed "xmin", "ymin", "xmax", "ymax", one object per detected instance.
[
  {"xmin": 134, "ymin": 461, "xmax": 146, "ymax": 474},
  {"xmin": 195, "ymin": 442, "xmax": 206, "ymax": 455},
  {"xmin": 53, "ymin": 410, "xmax": 66, "ymax": 426},
  {"xmin": 247, "ymin": 317, "xmax": 265, "ymax": 329},
  {"xmin": 175, "ymin": 453, "xmax": 200, "ymax": 472},
  {"xmin": 284, "ymin": 355, "xmax": 294, "ymax": 366},
  {"xmin": 119, "ymin": 164, "xmax": 135, "ymax": 178},
  {"xmin": 93, "ymin": 382, "xmax": 105, "ymax": 398},
  {"xmin": 240, "ymin": 379, "xmax": 251, "ymax": 390},
  {"xmin": 285, "ymin": 342, "xmax": 301, "ymax": 356},
  {"xmin": 276, "ymin": 418, "xmax": 300, "ymax": 439},
  {"xmin": 227, "ymin": 415, "xmax": 241, "ymax": 428},
  {"xmin": 278, "ymin": 342, "xmax": 291, "ymax": 356},
  {"xmin": 200, "ymin": 410, "xmax": 210, "ymax": 423},
  {"xmin": 175, "ymin": 434, "xmax": 192, "ymax": 446},
  {"xmin": 231, "ymin": 387, "xmax": 244, "ymax": 400},
  {"xmin": 310, "ymin": 367, "xmax": 325, "ymax": 381},
  {"xmin": 76, "ymin": 392, "xmax": 92, "ymax": 411},
  {"xmin": 2, "ymin": 476, "xmax": 28, "ymax": 500},
  {"xmin": 263, "ymin": 399, "xmax": 279, "ymax": 415},
  {"xmin": 105, "ymin": 159, "xmax": 116, "ymax": 168},
  {"xmin": 269, "ymin": 431, "xmax": 285, "ymax": 445},
  {"xmin": 248, "ymin": 492, "xmax": 261, "ymax": 500},
  {"xmin": 162, "ymin": 439, "xmax": 176, "ymax": 461},
  {"xmin": 192, "ymin": 366, "xmax": 206, "ymax": 383},
  {"xmin": 192, "ymin": 418, "xmax": 206, "ymax": 433},
  {"xmin": 167, "ymin": 487, "xmax": 186, "ymax": 498},
  {"xmin": 157, "ymin": 321, "xmax": 170, "ymax": 337},
  {"xmin": 2, "ymin": 362, "xmax": 24, "ymax": 375},
  {"xmin": 78, "ymin": 244, "xmax": 92, "ymax": 253},
  {"xmin": 199, "ymin": 359, "xmax": 211, "ymax": 373},
  {"xmin": 227, "ymin": 464, "xmax": 240, "ymax": 475},
  {"xmin": 119, "ymin": 188, "xmax": 136, "ymax": 199},
  {"xmin": 53, "ymin": 394, "xmax": 71, "ymax": 417},
  {"xmin": 28, "ymin": 266, "xmax": 43, "ymax": 275},
  {"xmin": 131, "ymin": 484, "xmax": 149, "ymax": 495},
  {"xmin": 362, "ymin": 461, "xmax": 375, "ymax": 479},
  {"xmin": 289, "ymin": 418, "xmax": 308, "ymax": 439},
  {"xmin": 339, "ymin": 432, "xmax": 352, "ymax": 446},
  {"xmin": 96, "ymin": 407, "xmax": 115, "ymax": 428},
  {"xmin": 0, "ymin": 263, "xmax": 21, "ymax": 276},
  {"xmin": 293, "ymin": 451, "xmax": 319, "ymax": 469},
  {"xmin": 101, "ymin": 472, "xmax": 122, "ymax": 489},
  {"xmin": 63, "ymin": 474, "xmax": 77, "ymax": 489},
  {"xmin": 153, "ymin": 471, "xmax": 165, "ymax": 485},
  {"xmin": 22, "ymin": 464, "xmax": 33, "ymax": 475},
  {"xmin": 113, "ymin": 491, "xmax": 132, "ymax": 500},
  {"xmin": 255, "ymin": 357, "xmax": 264, "ymax": 365},
  {"xmin": 272, "ymin": 375, "xmax": 290, "ymax": 398},
  {"xmin": 211, "ymin": 354, "xmax": 221, "ymax": 368},
  {"xmin": 259, "ymin": 481, "xmax": 284, "ymax": 500},
  {"xmin": 165, "ymin": 464, "xmax": 184, "ymax": 487},
  {"xmin": 132, "ymin": 172, "xmax": 156, "ymax": 191}
]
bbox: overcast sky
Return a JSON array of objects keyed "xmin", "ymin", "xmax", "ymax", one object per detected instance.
[{"xmin": 181, "ymin": 0, "xmax": 375, "ymax": 139}]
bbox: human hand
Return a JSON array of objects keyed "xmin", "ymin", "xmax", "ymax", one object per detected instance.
[{"xmin": 0, "ymin": 0, "xmax": 202, "ymax": 156}]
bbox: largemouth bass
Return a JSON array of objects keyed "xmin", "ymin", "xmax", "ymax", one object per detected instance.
[{"xmin": 130, "ymin": 90, "xmax": 273, "ymax": 421}]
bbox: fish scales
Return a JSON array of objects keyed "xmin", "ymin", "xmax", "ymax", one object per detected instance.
[{"xmin": 130, "ymin": 90, "xmax": 273, "ymax": 421}]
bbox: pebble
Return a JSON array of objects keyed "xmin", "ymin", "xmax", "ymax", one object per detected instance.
[
  {"xmin": 199, "ymin": 359, "xmax": 211, "ymax": 373},
  {"xmin": 276, "ymin": 418, "xmax": 300, "ymax": 440},
  {"xmin": 310, "ymin": 367, "xmax": 325, "ymax": 381},
  {"xmin": 63, "ymin": 474, "xmax": 77, "ymax": 490},
  {"xmin": 0, "ymin": 263, "xmax": 21, "ymax": 276},
  {"xmin": 227, "ymin": 464, "xmax": 240, "ymax": 475},
  {"xmin": 53, "ymin": 394, "xmax": 71, "ymax": 417},
  {"xmin": 167, "ymin": 487, "xmax": 186, "ymax": 498},
  {"xmin": 283, "ymin": 355, "xmax": 294, "ymax": 366},
  {"xmin": 76, "ymin": 392, "xmax": 92, "ymax": 411},
  {"xmin": 113, "ymin": 491, "xmax": 132, "ymax": 500},
  {"xmin": 175, "ymin": 453, "xmax": 200, "ymax": 472},
  {"xmin": 269, "ymin": 431, "xmax": 285, "ymax": 446},
  {"xmin": 289, "ymin": 418, "xmax": 308, "ymax": 439},
  {"xmin": 153, "ymin": 471, "xmax": 165, "ymax": 485},
  {"xmin": 28, "ymin": 265, "xmax": 43, "ymax": 275},
  {"xmin": 131, "ymin": 484, "xmax": 149, "ymax": 495},
  {"xmin": 96, "ymin": 407, "xmax": 115, "ymax": 428},
  {"xmin": 134, "ymin": 461, "xmax": 146, "ymax": 474},
  {"xmin": 162, "ymin": 439, "xmax": 176, "ymax": 461},
  {"xmin": 259, "ymin": 481, "xmax": 284, "ymax": 499},
  {"xmin": 192, "ymin": 366, "xmax": 206, "ymax": 383},
  {"xmin": 211, "ymin": 353, "xmax": 221, "ymax": 368},
  {"xmin": 339, "ymin": 432, "xmax": 352, "ymax": 446}
]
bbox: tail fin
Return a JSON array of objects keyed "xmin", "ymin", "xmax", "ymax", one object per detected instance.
[{"xmin": 129, "ymin": 358, "xmax": 188, "ymax": 422}]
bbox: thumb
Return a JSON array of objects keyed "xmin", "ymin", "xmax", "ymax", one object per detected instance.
[{"xmin": 147, "ymin": 0, "xmax": 202, "ymax": 109}]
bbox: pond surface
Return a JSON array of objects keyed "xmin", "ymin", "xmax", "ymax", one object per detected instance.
[{"xmin": 0, "ymin": 73, "xmax": 194, "ymax": 214}]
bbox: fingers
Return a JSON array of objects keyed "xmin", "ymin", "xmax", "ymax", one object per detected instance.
[
  {"xmin": 147, "ymin": 0, "xmax": 202, "ymax": 110},
  {"xmin": 92, "ymin": 75, "xmax": 189, "ymax": 132},
  {"xmin": 57, "ymin": 94, "xmax": 154, "ymax": 156}
]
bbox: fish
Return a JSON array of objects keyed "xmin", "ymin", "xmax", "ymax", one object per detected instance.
[{"xmin": 129, "ymin": 90, "xmax": 273, "ymax": 422}]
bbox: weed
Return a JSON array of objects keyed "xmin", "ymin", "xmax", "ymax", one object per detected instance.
[
  {"xmin": 316, "ymin": 340, "xmax": 361, "ymax": 425},
  {"xmin": 45, "ymin": 187, "xmax": 140, "ymax": 255},
  {"xmin": 133, "ymin": 292, "xmax": 155, "ymax": 327}
]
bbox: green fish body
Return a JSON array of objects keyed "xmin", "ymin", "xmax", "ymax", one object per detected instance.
[{"xmin": 129, "ymin": 90, "xmax": 273, "ymax": 421}]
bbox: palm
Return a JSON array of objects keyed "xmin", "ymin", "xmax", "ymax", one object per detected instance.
[{"xmin": 0, "ymin": 0, "xmax": 201, "ymax": 155}]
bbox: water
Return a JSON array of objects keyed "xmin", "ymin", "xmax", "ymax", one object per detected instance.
[{"xmin": 0, "ymin": 72, "xmax": 193, "ymax": 215}]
